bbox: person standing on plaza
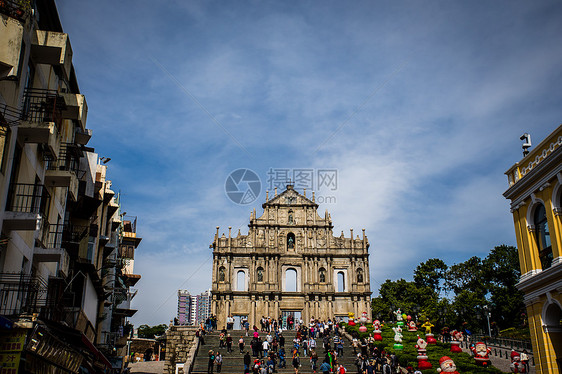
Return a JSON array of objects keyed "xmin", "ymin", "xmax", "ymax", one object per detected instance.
[
  {"xmin": 292, "ymin": 350, "xmax": 301, "ymax": 374},
  {"xmin": 366, "ymin": 360, "xmax": 375, "ymax": 374},
  {"xmin": 263, "ymin": 339, "xmax": 270, "ymax": 358},
  {"xmin": 244, "ymin": 351, "xmax": 252, "ymax": 372},
  {"xmin": 226, "ymin": 334, "xmax": 233, "ymax": 353},
  {"xmin": 338, "ymin": 364, "xmax": 346, "ymax": 374},
  {"xmin": 267, "ymin": 355, "xmax": 276, "ymax": 374},
  {"xmin": 279, "ymin": 347, "xmax": 286, "ymax": 368},
  {"xmin": 219, "ymin": 332, "xmax": 225, "ymax": 348},
  {"xmin": 260, "ymin": 360, "xmax": 268, "ymax": 374},
  {"xmin": 197, "ymin": 329, "xmax": 205, "ymax": 346},
  {"xmin": 320, "ymin": 360, "xmax": 331, "ymax": 374},
  {"xmin": 207, "ymin": 350, "xmax": 216, "ymax": 374},
  {"xmin": 355, "ymin": 354, "xmax": 363, "ymax": 374},
  {"xmin": 239, "ymin": 336, "xmax": 245, "ymax": 354},
  {"xmin": 215, "ymin": 352, "xmax": 223, "ymax": 373},
  {"xmin": 310, "ymin": 349, "xmax": 319, "ymax": 373},
  {"xmin": 336, "ymin": 337, "xmax": 344, "ymax": 358}
]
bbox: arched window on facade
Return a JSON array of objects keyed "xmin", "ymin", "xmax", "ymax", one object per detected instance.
[
  {"xmin": 285, "ymin": 268, "xmax": 297, "ymax": 292},
  {"xmin": 357, "ymin": 268, "xmax": 363, "ymax": 283},
  {"xmin": 544, "ymin": 302, "xmax": 562, "ymax": 331},
  {"xmin": 257, "ymin": 267, "xmax": 264, "ymax": 282},
  {"xmin": 237, "ymin": 270, "xmax": 246, "ymax": 291},
  {"xmin": 287, "ymin": 232, "xmax": 295, "ymax": 249},
  {"xmin": 218, "ymin": 266, "xmax": 225, "ymax": 282},
  {"xmin": 319, "ymin": 267, "xmax": 326, "ymax": 283},
  {"xmin": 337, "ymin": 271, "xmax": 345, "ymax": 292},
  {"xmin": 534, "ymin": 204, "xmax": 553, "ymax": 269}
]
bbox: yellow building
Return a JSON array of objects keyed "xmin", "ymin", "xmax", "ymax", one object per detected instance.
[{"xmin": 504, "ymin": 125, "xmax": 562, "ymax": 373}]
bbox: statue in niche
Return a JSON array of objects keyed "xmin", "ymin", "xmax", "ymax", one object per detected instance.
[
  {"xmin": 257, "ymin": 268, "xmax": 263, "ymax": 282},
  {"xmin": 288, "ymin": 236, "xmax": 295, "ymax": 249},
  {"xmin": 357, "ymin": 269, "xmax": 363, "ymax": 283},
  {"xmin": 319, "ymin": 268, "xmax": 326, "ymax": 282},
  {"xmin": 288, "ymin": 211, "xmax": 294, "ymax": 224},
  {"xmin": 219, "ymin": 267, "xmax": 225, "ymax": 282}
]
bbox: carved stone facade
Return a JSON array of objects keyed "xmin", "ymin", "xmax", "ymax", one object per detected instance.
[{"xmin": 211, "ymin": 185, "xmax": 371, "ymax": 328}]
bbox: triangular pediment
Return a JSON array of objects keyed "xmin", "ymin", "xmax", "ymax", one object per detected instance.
[{"xmin": 263, "ymin": 185, "xmax": 317, "ymax": 208}]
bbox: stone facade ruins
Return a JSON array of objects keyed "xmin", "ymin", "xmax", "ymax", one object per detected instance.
[{"xmin": 211, "ymin": 185, "xmax": 372, "ymax": 328}]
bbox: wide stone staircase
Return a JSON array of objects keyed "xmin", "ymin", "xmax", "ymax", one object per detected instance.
[{"xmin": 191, "ymin": 330, "xmax": 360, "ymax": 374}]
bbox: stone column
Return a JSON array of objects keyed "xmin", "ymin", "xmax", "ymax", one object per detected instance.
[
  {"xmin": 226, "ymin": 298, "xmax": 231, "ymax": 320},
  {"xmin": 314, "ymin": 300, "xmax": 319, "ymax": 320},
  {"xmin": 274, "ymin": 295, "xmax": 280, "ymax": 320},
  {"xmin": 251, "ymin": 297, "xmax": 256, "ymax": 327}
]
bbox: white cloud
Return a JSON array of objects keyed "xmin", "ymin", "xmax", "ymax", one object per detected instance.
[{"xmin": 55, "ymin": 0, "xmax": 562, "ymax": 326}]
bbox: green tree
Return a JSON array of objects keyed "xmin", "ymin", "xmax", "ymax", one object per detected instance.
[
  {"xmin": 371, "ymin": 279, "xmax": 437, "ymax": 323},
  {"xmin": 138, "ymin": 324, "xmax": 168, "ymax": 339},
  {"xmin": 482, "ymin": 245, "xmax": 525, "ymax": 330},
  {"xmin": 445, "ymin": 256, "xmax": 487, "ymax": 298},
  {"xmin": 414, "ymin": 258, "xmax": 448, "ymax": 294}
]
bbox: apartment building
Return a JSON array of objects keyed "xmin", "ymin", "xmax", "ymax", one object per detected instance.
[
  {"xmin": 0, "ymin": 0, "xmax": 141, "ymax": 372},
  {"xmin": 177, "ymin": 290, "xmax": 193, "ymax": 325},
  {"xmin": 176, "ymin": 289, "xmax": 211, "ymax": 326}
]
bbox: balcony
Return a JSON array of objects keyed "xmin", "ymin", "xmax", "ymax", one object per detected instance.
[
  {"xmin": 103, "ymin": 231, "xmax": 119, "ymax": 258},
  {"xmin": 107, "ymin": 197, "xmax": 119, "ymax": 218},
  {"xmin": 0, "ymin": 272, "xmax": 48, "ymax": 317},
  {"xmin": 61, "ymin": 93, "xmax": 88, "ymax": 130},
  {"xmin": 119, "ymin": 244, "xmax": 135, "ymax": 260},
  {"xmin": 31, "ymin": 30, "xmax": 73, "ymax": 80},
  {"xmin": 0, "ymin": 103, "xmax": 21, "ymax": 127},
  {"xmin": 3, "ymin": 183, "xmax": 50, "ymax": 231},
  {"xmin": 114, "ymin": 288, "xmax": 138, "ymax": 317},
  {"xmin": 121, "ymin": 273, "xmax": 141, "ymax": 287},
  {"xmin": 33, "ymin": 223, "xmax": 71, "ymax": 276},
  {"xmin": 19, "ymin": 88, "xmax": 65, "ymax": 159},
  {"xmin": 45, "ymin": 143, "xmax": 84, "ymax": 200},
  {"xmin": 74, "ymin": 127, "xmax": 92, "ymax": 145},
  {"xmin": 0, "ymin": 12, "xmax": 24, "ymax": 78}
]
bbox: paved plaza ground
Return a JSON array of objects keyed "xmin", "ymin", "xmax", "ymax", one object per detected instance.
[{"xmin": 129, "ymin": 361, "xmax": 165, "ymax": 374}]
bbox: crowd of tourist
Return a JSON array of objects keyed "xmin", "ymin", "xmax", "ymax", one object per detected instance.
[{"xmin": 199, "ymin": 317, "xmax": 408, "ymax": 374}]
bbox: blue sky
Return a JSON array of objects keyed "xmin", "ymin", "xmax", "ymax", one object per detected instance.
[{"xmin": 56, "ymin": 0, "xmax": 562, "ymax": 326}]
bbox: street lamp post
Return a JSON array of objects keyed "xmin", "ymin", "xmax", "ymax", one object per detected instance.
[{"xmin": 483, "ymin": 305, "xmax": 492, "ymax": 337}]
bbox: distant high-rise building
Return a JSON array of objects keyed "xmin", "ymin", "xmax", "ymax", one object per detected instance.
[
  {"xmin": 196, "ymin": 289, "xmax": 212, "ymax": 324},
  {"xmin": 177, "ymin": 289, "xmax": 211, "ymax": 325},
  {"xmin": 177, "ymin": 290, "xmax": 193, "ymax": 325}
]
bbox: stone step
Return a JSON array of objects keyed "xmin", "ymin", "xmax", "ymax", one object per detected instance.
[{"xmin": 191, "ymin": 329, "xmax": 359, "ymax": 374}]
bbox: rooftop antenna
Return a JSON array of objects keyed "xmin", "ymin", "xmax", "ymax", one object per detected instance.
[{"xmin": 520, "ymin": 133, "xmax": 531, "ymax": 157}]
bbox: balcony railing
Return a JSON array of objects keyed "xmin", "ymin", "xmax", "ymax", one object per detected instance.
[
  {"xmin": 41, "ymin": 223, "xmax": 89, "ymax": 249},
  {"xmin": 0, "ymin": 0, "xmax": 31, "ymax": 22},
  {"xmin": 6, "ymin": 183, "xmax": 50, "ymax": 215},
  {"xmin": 119, "ymin": 244, "xmax": 135, "ymax": 259},
  {"xmin": 0, "ymin": 103, "xmax": 21, "ymax": 126},
  {"xmin": 0, "ymin": 272, "xmax": 48, "ymax": 316},
  {"xmin": 21, "ymin": 88, "xmax": 66, "ymax": 130},
  {"xmin": 46, "ymin": 143, "xmax": 86, "ymax": 178}
]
